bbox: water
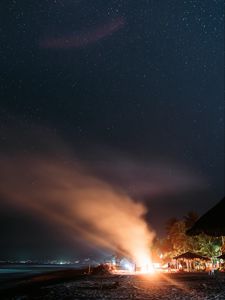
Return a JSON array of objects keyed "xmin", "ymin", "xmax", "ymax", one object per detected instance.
[{"xmin": 0, "ymin": 263, "xmax": 85, "ymax": 282}]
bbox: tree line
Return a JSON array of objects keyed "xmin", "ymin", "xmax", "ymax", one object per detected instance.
[{"xmin": 152, "ymin": 212, "xmax": 225, "ymax": 261}]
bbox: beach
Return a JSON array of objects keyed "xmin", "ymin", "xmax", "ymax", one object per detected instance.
[{"xmin": 1, "ymin": 266, "xmax": 225, "ymax": 300}]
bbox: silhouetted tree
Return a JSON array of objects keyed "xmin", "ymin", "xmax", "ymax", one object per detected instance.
[{"xmin": 154, "ymin": 212, "xmax": 223, "ymax": 260}]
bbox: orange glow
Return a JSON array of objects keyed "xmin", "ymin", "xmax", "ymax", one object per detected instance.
[
  {"xmin": 0, "ymin": 153, "xmax": 155, "ymax": 265},
  {"xmin": 137, "ymin": 255, "xmax": 155, "ymax": 274}
]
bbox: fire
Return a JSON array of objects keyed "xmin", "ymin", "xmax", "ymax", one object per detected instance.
[
  {"xmin": 138, "ymin": 255, "xmax": 155, "ymax": 274},
  {"xmin": 0, "ymin": 146, "xmax": 156, "ymax": 272}
]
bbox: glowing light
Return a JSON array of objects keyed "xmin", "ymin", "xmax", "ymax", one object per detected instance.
[
  {"xmin": 135, "ymin": 253, "xmax": 155, "ymax": 274},
  {"xmin": 140, "ymin": 261, "xmax": 155, "ymax": 274},
  {"xmin": 124, "ymin": 263, "xmax": 133, "ymax": 272},
  {"xmin": 0, "ymin": 146, "xmax": 156, "ymax": 271}
]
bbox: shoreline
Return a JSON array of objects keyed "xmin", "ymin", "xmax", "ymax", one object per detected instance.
[{"xmin": 1, "ymin": 267, "xmax": 225, "ymax": 299}]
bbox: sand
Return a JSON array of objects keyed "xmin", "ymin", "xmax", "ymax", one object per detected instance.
[{"xmin": 1, "ymin": 269, "xmax": 225, "ymax": 299}]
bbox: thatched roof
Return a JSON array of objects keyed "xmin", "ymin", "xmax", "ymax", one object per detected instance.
[
  {"xmin": 173, "ymin": 251, "xmax": 209, "ymax": 260},
  {"xmin": 186, "ymin": 197, "xmax": 225, "ymax": 237},
  {"xmin": 218, "ymin": 253, "xmax": 225, "ymax": 260}
]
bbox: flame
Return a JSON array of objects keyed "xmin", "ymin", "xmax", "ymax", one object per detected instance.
[{"xmin": 138, "ymin": 255, "xmax": 155, "ymax": 274}]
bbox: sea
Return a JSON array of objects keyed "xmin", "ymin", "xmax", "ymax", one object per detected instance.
[{"xmin": 0, "ymin": 263, "xmax": 90, "ymax": 282}]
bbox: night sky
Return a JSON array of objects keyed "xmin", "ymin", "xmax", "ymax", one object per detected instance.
[{"xmin": 0, "ymin": 0, "xmax": 224, "ymax": 260}]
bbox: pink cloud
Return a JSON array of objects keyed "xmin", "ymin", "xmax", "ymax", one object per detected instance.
[{"xmin": 40, "ymin": 17, "xmax": 125, "ymax": 49}]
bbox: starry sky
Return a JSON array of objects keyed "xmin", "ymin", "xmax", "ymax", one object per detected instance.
[{"xmin": 0, "ymin": 0, "xmax": 224, "ymax": 260}]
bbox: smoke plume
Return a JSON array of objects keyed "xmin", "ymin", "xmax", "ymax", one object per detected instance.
[{"xmin": 0, "ymin": 153, "xmax": 154, "ymax": 265}]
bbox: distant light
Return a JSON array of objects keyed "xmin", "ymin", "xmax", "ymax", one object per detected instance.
[{"xmin": 124, "ymin": 263, "xmax": 133, "ymax": 272}]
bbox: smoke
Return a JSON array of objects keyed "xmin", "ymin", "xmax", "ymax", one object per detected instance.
[
  {"xmin": 40, "ymin": 17, "xmax": 125, "ymax": 49},
  {"xmin": 0, "ymin": 125, "xmax": 206, "ymax": 263},
  {"xmin": 88, "ymin": 157, "xmax": 205, "ymax": 199},
  {"xmin": 0, "ymin": 153, "xmax": 154, "ymax": 265}
]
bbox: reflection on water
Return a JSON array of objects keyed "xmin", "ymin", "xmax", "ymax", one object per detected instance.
[{"xmin": 0, "ymin": 264, "xmax": 84, "ymax": 281}]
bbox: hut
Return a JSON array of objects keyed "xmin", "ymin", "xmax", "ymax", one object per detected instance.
[
  {"xmin": 186, "ymin": 197, "xmax": 225, "ymax": 237},
  {"xmin": 173, "ymin": 251, "xmax": 209, "ymax": 272}
]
